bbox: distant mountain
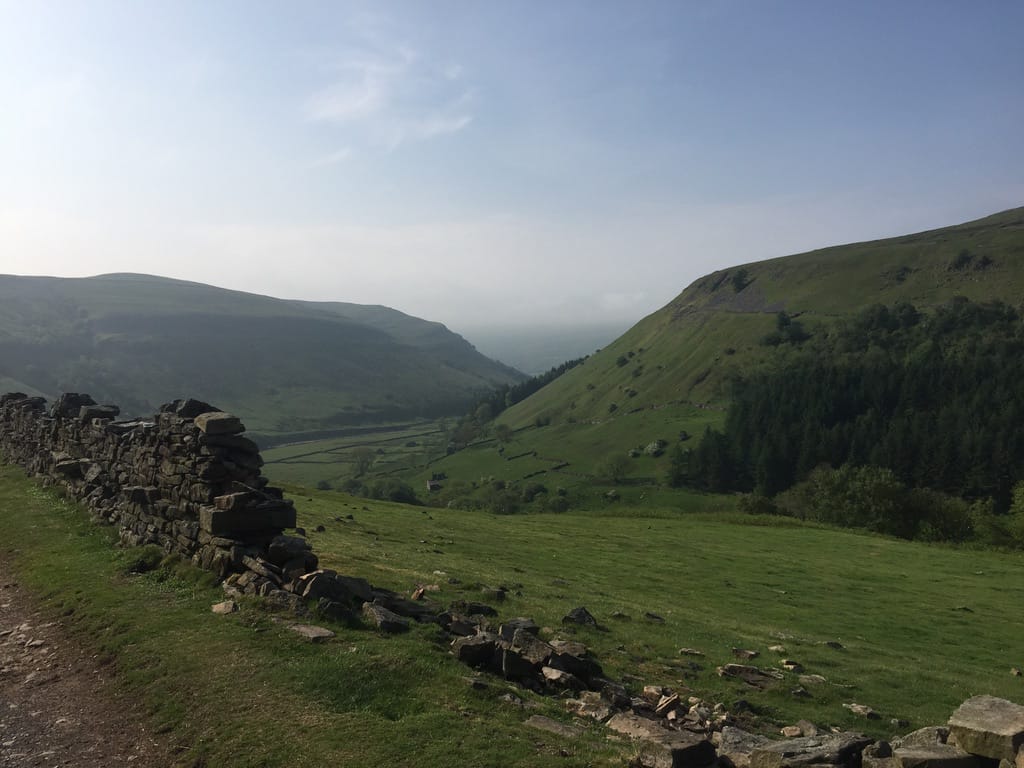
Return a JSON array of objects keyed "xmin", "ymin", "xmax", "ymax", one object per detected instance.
[
  {"xmin": 0, "ymin": 273, "xmax": 523, "ymax": 434},
  {"xmin": 498, "ymin": 206, "xmax": 1024, "ymax": 429}
]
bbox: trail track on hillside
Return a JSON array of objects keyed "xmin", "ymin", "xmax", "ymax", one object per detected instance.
[{"xmin": 0, "ymin": 560, "xmax": 172, "ymax": 767}]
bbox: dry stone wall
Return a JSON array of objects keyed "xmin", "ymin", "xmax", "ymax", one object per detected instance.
[{"xmin": 0, "ymin": 391, "xmax": 316, "ymax": 599}]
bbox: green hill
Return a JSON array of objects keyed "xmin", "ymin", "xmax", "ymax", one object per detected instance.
[
  {"xmin": 399, "ymin": 206, "xmax": 1024, "ymax": 508},
  {"xmin": 503, "ymin": 206, "xmax": 1024, "ymax": 428},
  {"xmin": 0, "ymin": 273, "xmax": 523, "ymax": 435}
]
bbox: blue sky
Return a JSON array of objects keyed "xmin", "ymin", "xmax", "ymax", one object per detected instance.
[{"xmin": 2, "ymin": 1, "xmax": 1022, "ymax": 334}]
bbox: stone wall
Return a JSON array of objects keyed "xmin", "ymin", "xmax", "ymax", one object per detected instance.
[{"xmin": 0, "ymin": 392, "xmax": 316, "ymax": 597}]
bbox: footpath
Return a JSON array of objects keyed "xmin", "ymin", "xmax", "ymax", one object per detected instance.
[{"xmin": 0, "ymin": 559, "xmax": 171, "ymax": 767}]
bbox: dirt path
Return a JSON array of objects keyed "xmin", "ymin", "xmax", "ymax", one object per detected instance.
[{"xmin": 0, "ymin": 565, "xmax": 174, "ymax": 767}]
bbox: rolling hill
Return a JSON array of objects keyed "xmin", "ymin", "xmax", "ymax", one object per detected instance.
[
  {"xmin": 500, "ymin": 206, "xmax": 1024, "ymax": 428},
  {"xmin": 393, "ymin": 206, "xmax": 1024, "ymax": 506},
  {"xmin": 0, "ymin": 273, "xmax": 523, "ymax": 435}
]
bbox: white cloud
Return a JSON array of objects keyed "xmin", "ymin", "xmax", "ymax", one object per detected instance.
[{"xmin": 304, "ymin": 39, "xmax": 473, "ymax": 150}]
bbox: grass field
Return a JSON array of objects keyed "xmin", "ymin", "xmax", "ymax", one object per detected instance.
[
  {"xmin": 262, "ymin": 420, "xmax": 449, "ymax": 488},
  {"xmin": 3, "ymin": 462, "xmax": 1023, "ymax": 767}
]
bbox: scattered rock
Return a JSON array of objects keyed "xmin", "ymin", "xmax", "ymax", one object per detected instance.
[
  {"xmin": 562, "ymin": 606, "xmax": 598, "ymax": 627},
  {"xmin": 288, "ymin": 624, "xmax": 335, "ymax": 643},
  {"xmin": 799, "ymin": 674, "xmax": 827, "ymax": 685},
  {"xmin": 844, "ymin": 702, "xmax": 881, "ymax": 720},
  {"xmin": 211, "ymin": 600, "xmax": 238, "ymax": 615},
  {"xmin": 679, "ymin": 648, "xmax": 705, "ymax": 657},
  {"xmin": 733, "ymin": 648, "xmax": 760, "ymax": 660},
  {"xmin": 362, "ymin": 602, "xmax": 410, "ymax": 633},
  {"xmin": 717, "ymin": 663, "xmax": 784, "ymax": 689}
]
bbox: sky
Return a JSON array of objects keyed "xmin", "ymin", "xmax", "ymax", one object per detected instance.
[{"xmin": 2, "ymin": 1, "xmax": 1022, "ymax": 336}]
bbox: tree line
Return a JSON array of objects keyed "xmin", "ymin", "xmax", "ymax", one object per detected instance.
[{"xmin": 682, "ymin": 298, "xmax": 1024, "ymax": 543}]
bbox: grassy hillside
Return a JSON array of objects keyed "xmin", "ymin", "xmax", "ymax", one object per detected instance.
[
  {"xmin": 0, "ymin": 273, "xmax": 522, "ymax": 434},
  {"xmin": 503, "ymin": 206, "xmax": 1024, "ymax": 428},
  {"xmin": 3, "ymin": 461, "xmax": 1022, "ymax": 768},
  {"xmin": 379, "ymin": 206, "xmax": 1024, "ymax": 510}
]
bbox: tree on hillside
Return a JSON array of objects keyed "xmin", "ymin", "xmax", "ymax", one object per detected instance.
[
  {"xmin": 352, "ymin": 446, "xmax": 375, "ymax": 476},
  {"xmin": 665, "ymin": 443, "xmax": 689, "ymax": 488},
  {"xmin": 494, "ymin": 423, "xmax": 513, "ymax": 445}
]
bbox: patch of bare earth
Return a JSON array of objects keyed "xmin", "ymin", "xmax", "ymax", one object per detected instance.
[{"xmin": 0, "ymin": 564, "xmax": 173, "ymax": 767}]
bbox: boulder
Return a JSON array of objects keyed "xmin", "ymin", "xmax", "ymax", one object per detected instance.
[
  {"xmin": 511, "ymin": 628, "xmax": 553, "ymax": 666},
  {"xmin": 607, "ymin": 713, "xmax": 716, "ymax": 768},
  {"xmin": 891, "ymin": 745, "xmax": 981, "ymax": 768},
  {"xmin": 562, "ymin": 606, "xmax": 598, "ymax": 626},
  {"xmin": 748, "ymin": 732, "xmax": 873, "ymax": 768},
  {"xmin": 893, "ymin": 728, "xmax": 949, "ymax": 750},
  {"xmin": 267, "ymin": 534, "xmax": 313, "ymax": 566},
  {"xmin": 718, "ymin": 726, "xmax": 772, "ymax": 768},
  {"xmin": 193, "ymin": 411, "xmax": 244, "ymax": 435},
  {"xmin": 502, "ymin": 648, "xmax": 539, "ymax": 680},
  {"xmin": 542, "ymin": 666, "xmax": 585, "ymax": 692},
  {"xmin": 362, "ymin": 602, "xmax": 409, "ymax": 633},
  {"xmin": 499, "ymin": 617, "xmax": 539, "ymax": 643},
  {"xmin": 948, "ymin": 696, "xmax": 1024, "ymax": 762},
  {"xmin": 451, "ymin": 632, "xmax": 499, "ymax": 668},
  {"xmin": 300, "ymin": 572, "xmax": 373, "ymax": 606}
]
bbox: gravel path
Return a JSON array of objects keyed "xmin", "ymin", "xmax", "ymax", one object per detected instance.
[{"xmin": 0, "ymin": 564, "xmax": 173, "ymax": 767}]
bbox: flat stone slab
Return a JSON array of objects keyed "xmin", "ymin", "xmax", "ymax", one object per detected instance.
[
  {"xmin": 893, "ymin": 745, "xmax": 981, "ymax": 768},
  {"xmin": 607, "ymin": 713, "xmax": 716, "ymax": 768},
  {"xmin": 948, "ymin": 696, "xmax": 1024, "ymax": 761},
  {"xmin": 193, "ymin": 411, "xmax": 244, "ymax": 435},
  {"xmin": 288, "ymin": 624, "xmax": 335, "ymax": 643},
  {"xmin": 200, "ymin": 504, "xmax": 296, "ymax": 535},
  {"xmin": 749, "ymin": 732, "xmax": 873, "ymax": 768}
]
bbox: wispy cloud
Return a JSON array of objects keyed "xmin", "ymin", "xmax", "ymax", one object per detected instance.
[{"xmin": 305, "ymin": 35, "xmax": 473, "ymax": 151}]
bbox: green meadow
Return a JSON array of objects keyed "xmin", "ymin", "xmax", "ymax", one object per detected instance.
[{"xmin": 2, "ymin": 460, "xmax": 1022, "ymax": 768}]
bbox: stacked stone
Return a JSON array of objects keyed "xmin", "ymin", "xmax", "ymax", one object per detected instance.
[{"xmin": 0, "ymin": 392, "xmax": 311, "ymax": 590}]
